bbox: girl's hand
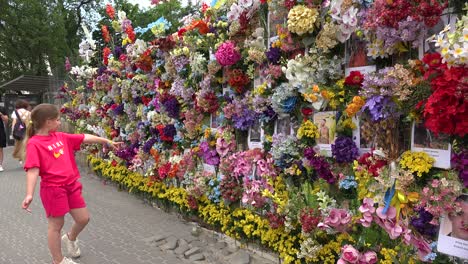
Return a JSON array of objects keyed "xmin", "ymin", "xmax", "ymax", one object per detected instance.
[
  {"xmin": 22, "ymin": 195, "xmax": 33, "ymax": 213},
  {"xmin": 106, "ymin": 140, "xmax": 124, "ymax": 150}
]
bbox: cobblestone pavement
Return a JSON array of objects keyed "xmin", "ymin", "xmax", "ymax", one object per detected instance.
[{"xmin": 0, "ymin": 147, "xmax": 276, "ymax": 264}]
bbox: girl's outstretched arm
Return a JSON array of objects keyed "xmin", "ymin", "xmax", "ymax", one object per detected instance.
[
  {"xmin": 83, "ymin": 134, "xmax": 123, "ymax": 149},
  {"xmin": 22, "ymin": 167, "xmax": 39, "ymax": 213}
]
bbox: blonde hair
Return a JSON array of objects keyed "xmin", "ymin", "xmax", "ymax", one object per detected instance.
[
  {"xmin": 21, "ymin": 104, "xmax": 60, "ymax": 160},
  {"xmin": 25, "ymin": 104, "xmax": 60, "ymax": 138}
]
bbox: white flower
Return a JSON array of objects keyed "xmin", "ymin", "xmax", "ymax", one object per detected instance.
[
  {"xmin": 451, "ymin": 44, "xmax": 464, "ymax": 58},
  {"xmin": 329, "ymin": 0, "xmax": 343, "ymax": 21},
  {"xmin": 238, "ymin": 0, "xmax": 253, "ymax": 8},
  {"xmin": 118, "ymin": 10, "xmax": 127, "ymax": 21},
  {"xmin": 461, "ymin": 28, "xmax": 468, "ymax": 43},
  {"xmin": 342, "ymin": 7, "xmax": 358, "ymax": 27},
  {"xmin": 227, "ymin": 3, "xmax": 242, "ymax": 21}
]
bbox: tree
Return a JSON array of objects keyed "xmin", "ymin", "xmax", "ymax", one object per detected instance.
[{"xmin": 0, "ymin": 0, "xmax": 101, "ymax": 90}]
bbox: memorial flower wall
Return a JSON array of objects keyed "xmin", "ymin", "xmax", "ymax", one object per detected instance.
[{"xmin": 63, "ymin": 1, "xmax": 467, "ymax": 263}]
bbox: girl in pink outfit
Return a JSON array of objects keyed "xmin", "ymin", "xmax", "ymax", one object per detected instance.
[{"xmin": 21, "ymin": 104, "xmax": 122, "ymax": 264}]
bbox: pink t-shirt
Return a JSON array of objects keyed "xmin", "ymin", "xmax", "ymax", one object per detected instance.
[{"xmin": 24, "ymin": 132, "xmax": 85, "ymax": 186}]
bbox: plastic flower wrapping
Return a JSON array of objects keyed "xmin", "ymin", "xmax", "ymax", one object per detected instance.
[{"xmin": 64, "ymin": 2, "xmax": 468, "ymax": 263}]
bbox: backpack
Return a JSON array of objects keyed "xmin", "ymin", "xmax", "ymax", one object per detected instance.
[{"xmin": 12, "ymin": 110, "xmax": 26, "ymax": 140}]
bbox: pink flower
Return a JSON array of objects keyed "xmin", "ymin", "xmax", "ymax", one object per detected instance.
[
  {"xmin": 359, "ymin": 212, "xmax": 373, "ymax": 227},
  {"xmin": 376, "ymin": 206, "xmax": 396, "ymax": 220},
  {"xmin": 215, "ymin": 41, "xmax": 241, "ymax": 66},
  {"xmin": 322, "ymin": 208, "xmax": 352, "ymax": 230},
  {"xmin": 359, "ymin": 251, "xmax": 377, "ymax": 264},
  {"xmin": 337, "ymin": 259, "xmax": 348, "ymax": 264},
  {"xmin": 341, "ymin": 245, "xmax": 360, "ymax": 264},
  {"xmin": 216, "ymin": 138, "xmax": 234, "ymax": 157},
  {"xmin": 359, "ymin": 198, "xmax": 376, "ymax": 213},
  {"xmin": 383, "ymin": 221, "xmax": 403, "ymax": 239}
]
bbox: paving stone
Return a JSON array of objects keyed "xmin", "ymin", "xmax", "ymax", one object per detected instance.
[
  {"xmin": 0, "ymin": 147, "xmax": 275, "ymax": 264},
  {"xmin": 229, "ymin": 251, "xmax": 251, "ymax": 264},
  {"xmin": 174, "ymin": 243, "xmax": 190, "ymax": 255},
  {"xmin": 189, "ymin": 253, "xmax": 206, "ymax": 261},
  {"xmin": 161, "ymin": 236, "xmax": 178, "ymax": 250},
  {"xmin": 142, "ymin": 234, "xmax": 166, "ymax": 244},
  {"xmin": 214, "ymin": 241, "xmax": 227, "ymax": 249},
  {"xmin": 184, "ymin": 247, "xmax": 201, "ymax": 257}
]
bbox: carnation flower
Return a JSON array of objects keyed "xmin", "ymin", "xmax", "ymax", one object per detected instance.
[
  {"xmin": 215, "ymin": 41, "xmax": 241, "ymax": 66},
  {"xmin": 287, "ymin": 5, "xmax": 318, "ymax": 36}
]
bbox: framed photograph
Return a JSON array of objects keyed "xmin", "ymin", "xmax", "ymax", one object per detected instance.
[
  {"xmin": 355, "ymin": 115, "xmax": 376, "ymax": 154},
  {"xmin": 411, "ymin": 122, "xmax": 451, "ymax": 169},
  {"xmin": 313, "ymin": 111, "xmax": 337, "ymax": 157},
  {"xmin": 275, "ymin": 115, "xmax": 295, "ymax": 136},
  {"xmin": 344, "ymin": 36, "xmax": 376, "ymax": 75},
  {"xmin": 210, "ymin": 112, "xmax": 219, "ymax": 130},
  {"xmin": 248, "ymin": 120, "xmax": 264, "ymax": 149},
  {"xmin": 267, "ymin": 4, "xmax": 288, "ymax": 46},
  {"xmin": 437, "ymin": 194, "xmax": 468, "ymax": 260}
]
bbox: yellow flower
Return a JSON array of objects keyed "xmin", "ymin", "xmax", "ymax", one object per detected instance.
[
  {"xmin": 399, "ymin": 151, "xmax": 435, "ymax": 177},
  {"xmin": 297, "ymin": 120, "xmax": 319, "ymax": 140},
  {"xmin": 287, "ymin": 5, "xmax": 319, "ymax": 35}
]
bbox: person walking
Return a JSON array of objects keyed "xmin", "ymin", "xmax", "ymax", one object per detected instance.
[
  {"xmin": 21, "ymin": 104, "xmax": 122, "ymax": 264},
  {"xmin": 0, "ymin": 105, "xmax": 9, "ymax": 171},
  {"xmin": 11, "ymin": 99, "xmax": 31, "ymax": 163}
]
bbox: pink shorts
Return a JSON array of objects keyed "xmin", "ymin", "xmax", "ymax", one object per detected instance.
[{"xmin": 40, "ymin": 180, "xmax": 86, "ymax": 217}]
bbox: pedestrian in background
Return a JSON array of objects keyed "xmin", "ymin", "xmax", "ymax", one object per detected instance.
[
  {"xmin": 11, "ymin": 99, "xmax": 31, "ymax": 163},
  {"xmin": 21, "ymin": 104, "xmax": 122, "ymax": 264},
  {"xmin": 0, "ymin": 105, "xmax": 9, "ymax": 171}
]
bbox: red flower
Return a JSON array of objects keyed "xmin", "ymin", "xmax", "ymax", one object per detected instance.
[
  {"xmin": 111, "ymin": 160, "xmax": 118, "ymax": 167},
  {"xmin": 178, "ymin": 28, "xmax": 187, "ymax": 37},
  {"xmin": 422, "ymin": 53, "xmax": 442, "ymax": 69},
  {"xmin": 201, "ymin": 2, "xmax": 209, "ymax": 13},
  {"xmin": 301, "ymin": 107, "xmax": 314, "ymax": 117},
  {"xmin": 125, "ymin": 25, "xmax": 136, "ymax": 43},
  {"xmin": 101, "ymin": 25, "xmax": 111, "ymax": 43},
  {"xmin": 344, "ymin": 71, "xmax": 364, "ymax": 86},
  {"xmin": 103, "ymin": 47, "xmax": 112, "ymax": 65},
  {"xmin": 228, "ymin": 69, "xmax": 250, "ymax": 94},
  {"xmin": 106, "ymin": 4, "xmax": 115, "ymax": 20}
]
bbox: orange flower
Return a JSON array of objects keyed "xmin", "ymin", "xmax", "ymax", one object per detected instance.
[
  {"xmin": 187, "ymin": 20, "xmax": 209, "ymax": 34},
  {"xmin": 150, "ymin": 148, "xmax": 160, "ymax": 163},
  {"xmin": 101, "ymin": 25, "xmax": 110, "ymax": 43}
]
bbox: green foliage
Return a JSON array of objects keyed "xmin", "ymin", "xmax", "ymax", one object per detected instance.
[{"xmin": 0, "ymin": 0, "xmax": 101, "ymax": 90}]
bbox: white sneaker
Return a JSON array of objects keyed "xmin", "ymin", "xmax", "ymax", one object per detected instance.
[
  {"xmin": 0, "ymin": 166, "xmax": 3, "ymax": 172},
  {"xmin": 62, "ymin": 233, "xmax": 81, "ymax": 258},
  {"xmin": 58, "ymin": 257, "xmax": 79, "ymax": 264}
]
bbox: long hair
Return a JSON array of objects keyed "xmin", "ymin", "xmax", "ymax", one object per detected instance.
[{"xmin": 22, "ymin": 104, "xmax": 60, "ymax": 160}]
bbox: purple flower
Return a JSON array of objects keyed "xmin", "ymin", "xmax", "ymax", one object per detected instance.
[
  {"xmin": 331, "ymin": 136, "xmax": 359, "ymax": 163},
  {"xmin": 232, "ymin": 109, "xmax": 257, "ymax": 131},
  {"xmin": 172, "ymin": 55, "xmax": 189, "ymax": 73},
  {"xmin": 163, "ymin": 124, "xmax": 176, "ymax": 138},
  {"xmin": 452, "ymin": 150, "xmax": 468, "ymax": 187},
  {"xmin": 266, "ymin": 47, "xmax": 281, "ymax": 64},
  {"xmin": 411, "ymin": 208, "xmax": 438, "ymax": 238},
  {"xmin": 304, "ymin": 147, "xmax": 336, "ymax": 184},
  {"xmin": 114, "ymin": 46, "xmax": 124, "ymax": 58},
  {"xmin": 112, "ymin": 104, "xmax": 125, "ymax": 115},
  {"xmin": 199, "ymin": 142, "xmax": 220, "ymax": 165},
  {"xmin": 161, "ymin": 96, "xmax": 180, "ymax": 119},
  {"xmin": 143, "ymin": 138, "xmax": 157, "ymax": 153},
  {"xmin": 362, "ymin": 95, "xmax": 399, "ymax": 122}
]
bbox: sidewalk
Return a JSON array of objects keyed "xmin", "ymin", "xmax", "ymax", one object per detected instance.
[{"xmin": 0, "ymin": 147, "xmax": 276, "ymax": 264}]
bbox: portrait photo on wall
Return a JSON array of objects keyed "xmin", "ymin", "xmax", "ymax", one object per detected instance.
[
  {"xmin": 344, "ymin": 36, "xmax": 376, "ymax": 76},
  {"xmin": 411, "ymin": 122, "xmax": 451, "ymax": 169},
  {"xmin": 437, "ymin": 194, "xmax": 468, "ymax": 261},
  {"xmin": 248, "ymin": 120, "xmax": 263, "ymax": 150},
  {"xmin": 275, "ymin": 115, "xmax": 294, "ymax": 136},
  {"xmin": 313, "ymin": 111, "xmax": 337, "ymax": 156}
]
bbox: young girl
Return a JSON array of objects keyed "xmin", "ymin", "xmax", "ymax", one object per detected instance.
[{"xmin": 21, "ymin": 104, "xmax": 122, "ymax": 264}]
